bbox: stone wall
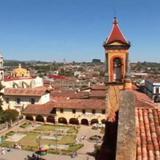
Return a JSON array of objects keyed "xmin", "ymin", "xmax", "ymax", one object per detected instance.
[{"xmin": 116, "ymin": 91, "xmax": 136, "ymax": 160}]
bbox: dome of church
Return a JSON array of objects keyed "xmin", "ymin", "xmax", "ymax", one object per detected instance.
[{"xmin": 12, "ymin": 64, "xmax": 30, "ymax": 77}]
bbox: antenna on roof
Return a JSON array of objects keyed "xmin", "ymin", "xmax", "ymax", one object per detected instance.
[{"xmin": 112, "ymin": 0, "xmax": 118, "ymax": 19}]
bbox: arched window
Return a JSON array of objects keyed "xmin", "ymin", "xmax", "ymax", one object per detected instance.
[{"xmin": 113, "ymin": 57, "xmax": 122, "ymax": 82}]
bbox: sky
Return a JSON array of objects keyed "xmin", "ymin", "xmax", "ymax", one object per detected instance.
[{"xmin": 0, "ymin": 0, "xmax": 160, "ymax": 62}]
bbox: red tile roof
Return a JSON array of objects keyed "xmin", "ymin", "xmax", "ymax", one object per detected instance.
[
  {"xmin": 91, "ymin": 85, "xmax": 105, "ymax": 90},
  {"xmin": 51, "ymin": 89, "xmax": 106, "ymax": 99},
  {"xmin": 131, "ymin": 88, "xmax": 160, "ymax": 160},
  {"xmin": 23, "ymin": 98, "xmax": 105, "ymax": 115},
  {"xmin": 136, "ymin": 108, "xmax": 160, "ymax": 160},
  {"xmin": 23, "ymin": 101, "xmax": 54, "ymax": 115},
  {"xmin": 51, "ymin": 90, "xmax": 82, "ymax": 98},
  {"xmin": 106, "ymin": 17, "xmax": 128, "ymax": 45},
  {"xmin": 89, "ymin": 91, "xmax": 106, "ymax": 98},
  {"xmin": 130, "ymin": 89, "xmax": 156, "ymax": 108},
  {"xmin": 4, "ymin": 76, "xmax": 33, "ymax": 81},
  {"xmin": 48, "ymin": 74, "xmax": 67, "ymax": 80},
  {"xmin": 4, "ymin": 87, "xmax": 48, "ymax": 97},
  {"xmin": 53, "ymin": 99, "xmax": 105, "ymax": 109}
]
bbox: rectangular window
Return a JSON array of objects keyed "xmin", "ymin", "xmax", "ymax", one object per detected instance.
[
  {"xmin": 102, "ymin": 109, "xmax": 105, "ymax": 114},
  {"xmin": 156, "ymin": 87, "xmax": 159, "ymax": 94},
  {"xmin": 16, "ymin": 98, "xmax": 21, "ymax": 104},
  {"xmin": 72, "ymin": 109, "xmax": 76, "ymax": 114},
  {"xmin": 6, "ymin": 98, "xmax": 9, "ymax": 104},
  {"xmin": 60, "ymin": 108, "xmax": 63, "ymax": 113},
  {"xmin": 82, "ymin": 109, "xmax": 86, "ymax": 114},
  {"xmin": 31, "ymin": 98, "xmax": 35, "ymax": 104},
  {"xmin": 92, "ymin": 109, "xmax": 96, "ymax": 114}
]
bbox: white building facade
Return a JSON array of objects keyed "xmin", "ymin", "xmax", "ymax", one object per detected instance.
[
  {"xmin": 145, "ymin": 80, "xmax": 160, "ymax": 102},
  {"xmin": 3, "ymin": 87, "xmax": 50, "ymax": 112}
]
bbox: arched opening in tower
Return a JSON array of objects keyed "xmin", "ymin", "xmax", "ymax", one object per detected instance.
[{"xmin": 113, "ymin": 58, "xmax": 122, "ymax": 82}]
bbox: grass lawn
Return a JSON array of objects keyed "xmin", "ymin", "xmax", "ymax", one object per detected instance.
[
  {"xmin": 35, "ymin": 124, "xmax": 78, "ymax": 133},
  {"xmin": 19, "ymin": 132, "xmax": 39, "ymax": 147},
  {"xmin": 34, "ymin": 124, "xmax": 55, "ymax": 132},
  {"xmin": 59, "ymin": 135, "xmax": 76, "ymax": 144},
  {"xmin": 5, "ymin": 131, "xmax": 15, "ymax": 137},
  {"xmin": 20, "ymin": 122, "xmax": 31, "ymax": 128},
  {"xmin": 0, "ymin": 141, "xmax": 14, "ymax": 148}
]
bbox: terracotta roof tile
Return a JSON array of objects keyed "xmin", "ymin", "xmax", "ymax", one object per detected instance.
[
  {"xmin": 4, "ymin": 87, "xmax": 48, "ymax": 97},
  {"xmin": 91, "ymin": 85, "xmax": 105, "ymax": 90},
  {"xmin": 53, "ymin": 99, "xmax": 106, "ymax": 109},
  {"xmin": 4, "ymin": 76, "xmax": 33, "ymax": 81},
  {"xmin": 89, "ymin": 91, "xmax": 106, "ymax": 98},
  {"xmin": 136, "ymin": 108, "xmax": 160, "ymax": 160},
  {"xmin": 51, "ymin": 90, "xmax": 89, "ymax": 99},
  {"xmin": 131, "ymin": 88, "xmax": 160, "ymax": 159},
  {"xmin": 23, "ymin": 101, "xmax": 54, "ymax": 115},
  {"xmin": 23, "ymin": 98, "xmax": 106, "ymax": 115}
]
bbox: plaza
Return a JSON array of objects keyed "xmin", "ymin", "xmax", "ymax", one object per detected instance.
[{"xmin": 0, "ymin": 121, "xmax": 103, "ymax": 159}]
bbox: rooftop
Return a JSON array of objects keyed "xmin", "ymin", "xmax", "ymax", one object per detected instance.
[
  {"xmin": 23, "ymin": 101, "xmax": 54, "ymax": 115},
  {"xmin": 136, "ymin": 107, "xmax": 160, "ymax": 160},
  {"xmin": 133, "ymin": 88, "xmax": 160, "ymax": 160},
  {"xmin": 23, "ymin": 98, "xmax": 106, "ymax": 115},
  {"xmin": 105, "ymin": 17, "xmax": 129, "ymax": 45},
  {"xmin": 4, "ymin": 87, "xmax": 49, "ymax": 97}
]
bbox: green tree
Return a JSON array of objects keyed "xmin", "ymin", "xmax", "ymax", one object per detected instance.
[{"xmin": 2, "ymin": 109, "xmax": 19, "ymax": 122}]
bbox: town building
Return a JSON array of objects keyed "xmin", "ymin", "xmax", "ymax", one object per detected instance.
[
  {"xmin": 144, "ymin": 79, "xmax": 160, "ymax": 102},
  {"xmin": 2, "ymin": 76, "xmax": 43, "ymax": 88},
  {"xmin": 23, "ymin": 85, "xmax": 106, "ymax": 125},
  {"xmin": 3, "ymin": 87, "xmax": 50, "ymax": 113},
  {"xmin": 1, "ymin": 63, "xmax": 50, "ymax": 112}
]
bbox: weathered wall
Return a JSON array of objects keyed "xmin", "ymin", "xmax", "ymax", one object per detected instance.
[{"xmin": 116, "ymin": 91, "xmax": 136, "ymax": 160}]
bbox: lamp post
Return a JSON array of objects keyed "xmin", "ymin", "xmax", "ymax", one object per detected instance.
[
  {"xmin": 36, "ymin": 131, "xmax": 42, "ymax": 151},
  {"xmin": 55, "ymin": 132, "xmax": 58, "ymax": 153}
]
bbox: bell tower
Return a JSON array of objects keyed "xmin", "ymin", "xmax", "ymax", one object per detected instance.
[
  {"xmin": 103, "ymin": 17, "xmax": 130, "ymax": 84},
  {"xmin": 98, "ymin": 18, "xmax": 132, "ymax": 160}
]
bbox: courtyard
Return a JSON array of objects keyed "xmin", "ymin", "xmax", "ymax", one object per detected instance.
[
  {"xmin": 0, "ymin": 121, "xmax": 103, "ymax": 158},
  {"xmin": 0, "ymin": 122, "xmax": 82, "ymax": 154}
]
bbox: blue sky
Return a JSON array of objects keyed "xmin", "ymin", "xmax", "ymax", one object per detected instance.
[{"xmin": 0, "ymin": 0, "xmax": 159, "ymax": 62}]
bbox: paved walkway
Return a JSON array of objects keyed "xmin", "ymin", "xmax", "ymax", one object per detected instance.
[
  {"xmin": 0, "ymin": 149, "xmax": 94, "ymax": 160},
  {"xmin": 0, "ymin": 119, "xmax": 25, "ymax": 136},
  {"xmin": 77, "ymin": 125, "xmax": 103, "ymax": 154}
]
